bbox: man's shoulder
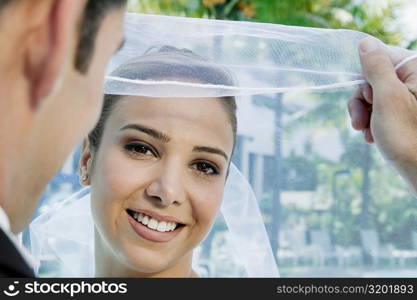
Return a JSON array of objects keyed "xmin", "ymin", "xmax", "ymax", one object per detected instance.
[{"xmin": 0, "ymin": 228, "xmax": 35, "ymax": 277}]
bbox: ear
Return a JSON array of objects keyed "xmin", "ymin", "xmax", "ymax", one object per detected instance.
[
  {"xmin": 24, "ymin": 0, "xmax": 87, "ymax": 108},
  {"xmin": 79, "ymin": 137, "xmax": 94, "ymax": 186}
]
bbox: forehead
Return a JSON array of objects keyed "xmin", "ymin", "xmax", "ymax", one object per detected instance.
[{"xmin": 106, "ymin": 96, "xmax": 234, "ymax": 151}]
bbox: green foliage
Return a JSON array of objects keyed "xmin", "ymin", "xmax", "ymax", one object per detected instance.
[{"xmin": 128, "ymin": 0, "xmax": 403, "ymax": 42}]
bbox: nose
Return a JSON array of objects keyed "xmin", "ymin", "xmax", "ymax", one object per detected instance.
[{"xmin": 145, "ymin": 163, "xmax": 184, "ymax": 207}]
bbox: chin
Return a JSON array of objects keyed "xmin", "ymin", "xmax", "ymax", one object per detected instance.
[{"xmin": 120, "ymin": 242, "xmax": 182, "ymax": 275}]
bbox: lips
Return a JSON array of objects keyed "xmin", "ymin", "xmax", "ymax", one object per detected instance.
[{"xmin": 126, "ymin": 209, "xmax": 185, "ymax": 243}]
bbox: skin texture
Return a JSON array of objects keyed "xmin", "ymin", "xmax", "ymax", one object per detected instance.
[
  {"xmin": 79, "ymin": 96, "xmax": 234, "ymax": 277},
  {"xmin": 0, "ymin": 0, "xmax": 126, "ymax": 233},
  {"xmin": 348, "ymin": 37, "xmax": 417, "ymax": 195}
]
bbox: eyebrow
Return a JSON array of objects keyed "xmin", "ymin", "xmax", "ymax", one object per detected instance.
[
  {"xmin": 120, "ymin": 124, "xmax": 171, "ymax": 143},
  {"xmin": 193, "ymin": 146, "xmax": 229, "ymax": 161}
]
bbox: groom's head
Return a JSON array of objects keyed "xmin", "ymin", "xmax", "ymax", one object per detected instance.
[{"xmin": 0, "ymin": 0, "xmax": 126, "ymax": 232}]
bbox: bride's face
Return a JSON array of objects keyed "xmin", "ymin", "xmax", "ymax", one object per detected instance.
[{"xmin": 87, "ymin": 96, "xmax": 234, "ymax": 274}]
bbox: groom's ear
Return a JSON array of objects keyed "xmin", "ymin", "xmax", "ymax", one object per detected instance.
[
  {"xmin": 24, "ymin": 0, "xmax": 87, "ymax": 109},
  {"xmin": 79, "ymin": 138, "xmax": 94, "ymax": 186}
]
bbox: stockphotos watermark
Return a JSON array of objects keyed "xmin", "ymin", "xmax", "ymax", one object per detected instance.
[{"xmin": 2, "ymin": 280, "xmax": 128, "ymax": 297}]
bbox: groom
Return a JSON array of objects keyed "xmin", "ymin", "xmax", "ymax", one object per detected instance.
[{"xmin": 0, "ymin": 0, "xmax": 126, "ymax": 277}]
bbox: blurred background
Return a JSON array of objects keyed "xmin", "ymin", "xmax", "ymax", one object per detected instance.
[
  {"xmin": 127, "ymin": 0, "xmax": 417, "ymax": 48},
  {"xmin": 30, "ymin": 0, "xmax": 417, "ymax": 277}
]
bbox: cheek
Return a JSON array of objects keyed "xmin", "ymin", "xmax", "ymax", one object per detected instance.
[
  {"xmin": 191, "ymin": 181, "xmax": 224, "ymax": 228},
  {"xmin": 90, "ymin": 147, "xmax": 145, "ymax": 227},
  {"xmin": 83, "ymin": 53, "xmax": 114, "ymax": 130},
  {"xmin": 93, "ymin": 146, "xmax": 151, "ymax": 198},
  {"xmin": 84, "ymin": 78, "xmax": 105, "ymax": 130}
]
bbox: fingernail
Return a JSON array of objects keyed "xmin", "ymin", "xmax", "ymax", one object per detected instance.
[{"xmin": 359, "ymin": 38, "xmax": 379, "ymax": 54}]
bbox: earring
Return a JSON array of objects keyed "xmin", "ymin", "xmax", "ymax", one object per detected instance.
[{"xmin": 81, "ymin": 174, "xmax": 88, "ymax": 181}]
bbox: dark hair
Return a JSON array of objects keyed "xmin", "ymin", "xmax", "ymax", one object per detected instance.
[
  {"xmin": 0, "ymin": 0, "xmax": 10, "ymax": 9},
  {"xmin": 75, "ymin": 0, "xmax": 126, "ymax": 73},
  {"xmin": 88, "ymin": 46, "xmax": 237, "ymax": 157},
  {"xmin": 0, "ymin": 0, "xmax": 126, "ymax": 72}
]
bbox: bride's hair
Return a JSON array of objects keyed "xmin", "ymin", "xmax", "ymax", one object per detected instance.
[{"xmin": 88, "ymin": 46, "xmax": 237, "ymax": 153}]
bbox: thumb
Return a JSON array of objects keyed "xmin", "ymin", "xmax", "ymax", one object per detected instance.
[{"xmin": 358, "ymin": 37, "xmax": 400, "ymax": 91}]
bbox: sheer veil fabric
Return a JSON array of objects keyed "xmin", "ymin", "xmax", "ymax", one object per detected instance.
[
  {"xmin": 29, "ymin": 13, "xmax": 417, "ymax": 277},
  {"xmin": 105, "ymin": 13, "xmax": 411, "ymax": 98}
]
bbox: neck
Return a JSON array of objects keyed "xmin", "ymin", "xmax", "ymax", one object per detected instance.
[
  {"xmin": 0, "ymin": 53, "xmax": 28, "ymax": 218},
  {"xmin": 94, "ymin": 231, "xmax": 198, "ymax": 278},
  {"xmin": 0, "ymin": 159, "xmax": 9, "ymax": 210},
  {"xmin": 0, "ymin": 6, "xmax": 33, "ymax": 216}
]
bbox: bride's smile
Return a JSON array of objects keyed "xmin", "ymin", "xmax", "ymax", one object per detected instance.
[{"xmin": 125, "ymin": 208, "xmax": 186, "ymax": 242}]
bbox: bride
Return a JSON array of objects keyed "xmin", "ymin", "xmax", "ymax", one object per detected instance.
[
  {"xmin": 29, "ymin": 45, "xmax": 278, "ymax": 277},
  {"xmin": 82, "ymin": 46, "xmax": 236, "ymax": 277}
]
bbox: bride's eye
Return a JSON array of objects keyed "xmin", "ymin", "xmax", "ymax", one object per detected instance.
[
  {"xmin": 191, "ymin": 161, "xmax": 219, "ymax": 176},
  {"xmin": 124, "ymin": 142, "xmax": 157, "ymax": 158}
]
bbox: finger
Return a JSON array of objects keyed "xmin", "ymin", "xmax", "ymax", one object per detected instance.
[
  {"xmin": 348, "ymin": 95, "xmax": 371, "ymax": 130},
  {"xmin": 358, "ymin": 37, "xmax": 401, "ymax": 97},
  {"xmin": 361, "ymin": 83, "xmax": 373, "ymax": 104},
  {"xmin": 363, "ymin": 128, "xmax": 374, "ymax": 144},
  {"xmin": 386, "ymin": 44, "xmax": 416, "ymax": 66},
  {"xmin": 386, "ymin": 45, "xmax": 417, "ymax": 83}
]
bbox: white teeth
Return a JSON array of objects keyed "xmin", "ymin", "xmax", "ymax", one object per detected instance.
[
  {"xmin": 142, "ymin": 215, "xmax": 149, "ymax": 225},
  {"xmin": 170, "ymin": 222, "xmax": 178, "ymax": 231},
  {"xmin": 167, "ymin": 222, "xmax": 174, "ymax": 231},
  {"xmin": 132, "ymin": 211, "xmax": 180, "ymax": 232},
  {"xmin": 157, "ymin": 221, "xmax": 167, "ymax": 232},
  {"xmin": 147, "ymin": 218, "xmax": 158, "ymax": 230}
]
